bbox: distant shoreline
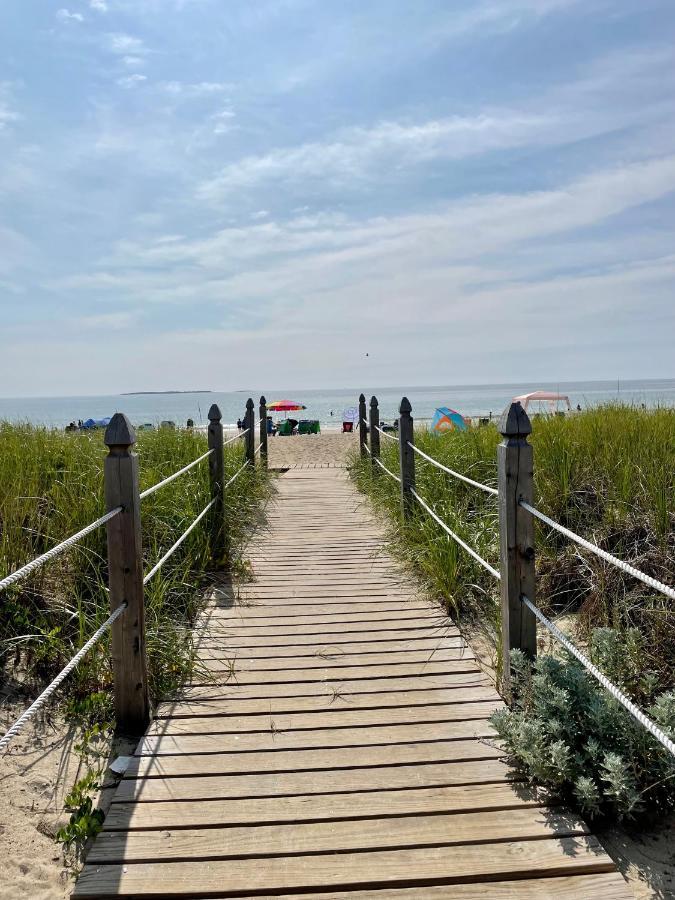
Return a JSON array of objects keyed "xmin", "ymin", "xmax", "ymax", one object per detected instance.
[{"xmin": 121, "ymin": 390, "xmax": 212, "ymax": 396}]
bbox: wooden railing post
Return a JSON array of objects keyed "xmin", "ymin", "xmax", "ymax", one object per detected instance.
[
  {"xmin": 398, "ymin": 396, "xmax": 415, "ymax": 520},
  {"xmin": 498, "ymin": 401, "xmax": 537, "ymax": 688},
  {"xmin": 244, "ymin": 397, "xmax": 255, "ymax": 465},
  {"xmin": 207, "ymin": 403, "xmax": 226, "ymax": 564},
  {"xmin": 104, "ymin": 413, "xmax": 150, "ymax": 735},
  {"xmin": 369, "ymin": 395, "xmax": 380, "ymax": 475},
  {"xmin": 259, "ymin": 395, "xmax": 268, "ymax": 468},
  {"xmin": 358, "ymin": 393, "xmax": 367, "ymax": 459}
]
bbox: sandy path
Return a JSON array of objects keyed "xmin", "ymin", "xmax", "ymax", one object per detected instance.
[{"xmin": 267, "ymin": 431, "xmax": 357, "ymax": 468}]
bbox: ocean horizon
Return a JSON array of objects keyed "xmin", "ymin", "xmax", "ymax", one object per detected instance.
[{"xmin": 1, "ymin": 378, "xmax": 674, "ymax": 430}]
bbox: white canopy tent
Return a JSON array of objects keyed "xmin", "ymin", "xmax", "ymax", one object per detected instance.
[{"xmin": 513, "ymin": 390, "xmax": 572, "ymax": 413}]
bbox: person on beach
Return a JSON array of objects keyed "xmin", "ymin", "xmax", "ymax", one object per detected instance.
[{"xmin": 237, "ymin": 418, "xmax": 242, "ymax": 430}]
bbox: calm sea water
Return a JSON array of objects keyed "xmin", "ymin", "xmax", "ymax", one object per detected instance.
[{"xmin": 0, "ymin": 379, "xmax": 673, "ymax": 431}]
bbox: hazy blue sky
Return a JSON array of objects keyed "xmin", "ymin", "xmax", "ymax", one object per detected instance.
[{"xmin": 1, "ymin": 0, "xmax": 674, "ymax": 395}]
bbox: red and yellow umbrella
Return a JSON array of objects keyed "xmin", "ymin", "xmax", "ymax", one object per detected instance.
[{"xmin": 266, "ymin": 400, "xmax": 306, "ymax": 412}]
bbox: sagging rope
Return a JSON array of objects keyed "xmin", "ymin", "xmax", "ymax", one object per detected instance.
[
  {"xmin": 0, "ymin": 507, "xmax": 122, "ymax": 595},
  {"xmin": 521, "ymin": 596, "xmax": 675, "ymax": 760},
  {"xmin": 374, "ymin": 425, "xmax": 397, "ymax": 442},
  {"xmin": 520, "ymin": 501, "xmax": 675, "ymax": 602},
  {"xmin": 224, "ymin": 432, "xmax": 245, "ymax": 446},
  {"xmin": 0, "ymin": 603, "xmax": 127, "ymax": 753},
  {"xmin": 143, "ymin": 498, "xmax": 216, "ymax": 585},
  {"xmin": 408, "ymin": 443, "xmax": 498, "ymax": 496},
  {"xmin": 224, "ymin": 461, "xmax": 250, "ymax": 490},
  {"xmin": 140, "ymin": 448, "xmax": 214, "ymax": 501},
  {"xmin": 410, "ymin": 488, "xmax": 501, "ymax": 580},
  {"xmin": 374, "ymin": 457, "xmax": 401, "ymax": 483}
]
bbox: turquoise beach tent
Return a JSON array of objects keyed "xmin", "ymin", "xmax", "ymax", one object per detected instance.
[{"xmin": 430, "ymin": 407, "xmax": 467, "ymax": 433}]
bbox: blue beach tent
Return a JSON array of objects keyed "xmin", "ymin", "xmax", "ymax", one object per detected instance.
[{"xmin": 82, "ymin": 417, "xmax": 112, "ymax": 429}]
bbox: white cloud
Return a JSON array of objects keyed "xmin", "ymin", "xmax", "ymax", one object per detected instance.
[
  {"xmin": 89, "ymin": 0, "xmax": 108, "ymax": 10},
  {"xmin": 56, "ymin": 8, "xmax": 84, "ymax": 23},
  {"xmin": 117, "ymin": 74, "xmax": 148, "ymax": 88},
  {"xmin": 62, "ymin": 154, "xmax": 675, "ymax": 323},
  {"xmin": 0, "ymin": 82, "xmax": 19, "ymax": 131},
  {"xmin": 198, "ymin": 112, "xmax": 553, "ymax": 200},
  {"xmin": 122, "ymin": 55, "xmax": 144, "ymax": 68},
  {"xmin": 108, "ymin": 33, "xmax": 147, "ymax": 55},
  {"xmin": 161, "ymin": 81, "xmax": 232, "ymax": 97},
  {"xmin": 211, "ymin": 108, "xmax": 236, "ymax": 134}
]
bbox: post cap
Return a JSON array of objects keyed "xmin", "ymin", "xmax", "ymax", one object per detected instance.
[
  {"xmin": 399, "ymin": 396, "xmax": 412, "ymax": 415},
  {"xmin": 259, "ymin": 395, "xmax": 266, "ymax": 406},
  {"xmin": 499, "ymin": 401, "xmax": 532, "ymax": 437},
  {"xmin": 208, "ymin": 403, "xmax": 222, "ymax": 422},
  {"xmin": 370, "ymin": 395, "xmax": 378, "ymax": 408},
  {"xmin": 246, "ymin": 397, "xmax": 254, "ymax": 410},
  {"xmin": 359, "ymin": 393, "xmax": 366, "ymax": 404},
  {"xmin": 104, "ymin": 413, "xmax": 136, "ymax": 448}
]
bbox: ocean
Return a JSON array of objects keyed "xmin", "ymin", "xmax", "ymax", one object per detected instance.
[{"xmin": 0, "ymin": 379, "xmax": 674, "ymax": 431}]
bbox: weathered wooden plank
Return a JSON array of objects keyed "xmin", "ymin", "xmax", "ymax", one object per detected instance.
[
  {"xmin": 198, "ymin": 639, "xmax": 473, "ymax": 668},
  {"xmin": 112, "ymin": 758, "xmax": 517, "ymax": 802},
  {"xmin": 201, "ymin": 627, "xmax": 460, "ymax": 648},
  {"xmin": 103, "ymin": 781, "xmax": 549, "ymax": 831},
  {"xmin": 126, "ymin": 737, "xmax": 502, "ymax": 778},
  {"xmin": 73, "ymin": 836, "xmax": 618, "ymax": 897},
  {"xmin": 205, "ymin": 609, "xmax": 445, "ymax": 628},
  {"xmin": 153, "ymin": 694, "xmax": 498, "ymax": 727},
  {"xmin": 185, "ymin": 874, "xmax": 632, "ymax": 899},
  {"xmin": 159, "ymin": 681, "xmax": 497, "ymax": 713},
  {"xmin": 135, "ymin": 718, "xmax": 496, "ymax": 755},
  {"xmin": 196, "ymin": 658, "xmax": 479, "ymax": 681},
  {"xmin": 89, "ymin": 807, "xmax": 587, "ymax": 863}
]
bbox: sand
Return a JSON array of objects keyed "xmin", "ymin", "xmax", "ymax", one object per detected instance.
[{"xmin": 1, "ymin": 432, "xmax": 672, "ymax": 899}]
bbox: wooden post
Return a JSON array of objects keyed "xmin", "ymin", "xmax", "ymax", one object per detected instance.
[
  {"xmin": 398, "ymin": 396, "xmax": 415, "ymax": 520},
  {"xmin": 498, "ymin": 401, "xmax": 537, "ymax": 688},
  {"xmin": 358, "ymin": 393, "xmax": 367, "ymax": 459},
  {"xmin": 104, "ymin": 413, "xmax": 150, "ymax": 736},
  {"xmin": 369, "ymin": 395, "xmax": 380, "ymax": 475},
  {"xmin": 244, "ymin": 398, "xmax": 255, "ymax": 465},
  {"xmin": 207, "ymin": 403, "xmax": 225, "ymax": 564},
  {"xmin": 259, "ymin": 395, "xmax": 268, "ymax": 468}
]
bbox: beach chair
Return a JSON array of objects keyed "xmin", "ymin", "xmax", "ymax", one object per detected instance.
[
  {"xmin": 277, "ymin": 419, "xmax": 293, "ymax": 436},
  {"xmin": 342, "ymin": 421, "xmax": 353, "ymax": 433}
]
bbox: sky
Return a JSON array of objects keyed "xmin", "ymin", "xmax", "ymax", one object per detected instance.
[{"xmin": 1, "ymin": 0, "xmax": 674, "ymax": 396}]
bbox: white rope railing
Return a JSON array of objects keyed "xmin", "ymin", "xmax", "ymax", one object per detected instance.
[
  {"xmin": 0, "ymin": 507, "xmax": 122, "ymax": 595},
  {"xmin": 408, "ymin": 443, "xmax": 498, "ymax": 496},
  {"xmin": 375, "ymin": 457, "xmax": 401, "ymax": 483},
  {"xmin": 224, "ymin": 432, "xmax": 245, "ymax": 446},
  {"xmin": 363, "ymin": 443, "xmax": 371, "ymax": 454},
  {"xmin": 0, "ymin": 602, "xmax": 127, "ymax": 753},
  {"xmin": 139, "ymin": 448, "xmax": 214, "ymax": 501},
  {"xmin": 254, "ymin": 444, "xmax": 262, "ymax": 456},
  {"xmin": 410, "ymin": 488, "xmax": 501, "ymax": 580},
  {"xmin": 521, "ymin": 596, "xmax": 675, "ymax": 759},
  {"xmin": 143, "ymin": 499, "xmax": 215, "ymax": 585},
  {"xmin": 374, "ymin": 425, "xmax": 397, "ymax": 442},
  {"xmin": 520, "ymin": 501, "xmax": 675, "ymax": 601},
  {"xmin": 224, "ymin": 460, "xmax": 250, "ymax": 490}
]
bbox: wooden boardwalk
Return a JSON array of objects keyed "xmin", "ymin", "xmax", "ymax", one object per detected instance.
[{"xmin": 74, "ymin": 468, "xmax": 630, "ymax": 898}]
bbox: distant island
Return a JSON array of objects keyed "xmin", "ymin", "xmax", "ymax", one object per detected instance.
[{"xmin": 121, "ymin": 390, "xmax": 213, "ymax": 396}]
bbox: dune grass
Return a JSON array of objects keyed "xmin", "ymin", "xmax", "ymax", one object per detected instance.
[
  {"xmin": 352, "ymin": 404, "xmax": 675, "ymax": 695},
  {"xmin": 0, "ymin": 422, "xmax": 270, "ymax": 723}
]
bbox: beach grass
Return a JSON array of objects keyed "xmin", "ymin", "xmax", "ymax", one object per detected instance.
[
  {"xmin": 0, "ymin": 422, "xmax": 270, "ymax": 723},
  {"xmin": 351, "ymin": 404, "xmax": 675, "ymax": 694}
]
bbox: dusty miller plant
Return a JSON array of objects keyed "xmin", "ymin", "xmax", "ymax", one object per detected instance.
[{"xmin": 490, "ymin": 630, "xmax": 675, "ymax": 821}]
